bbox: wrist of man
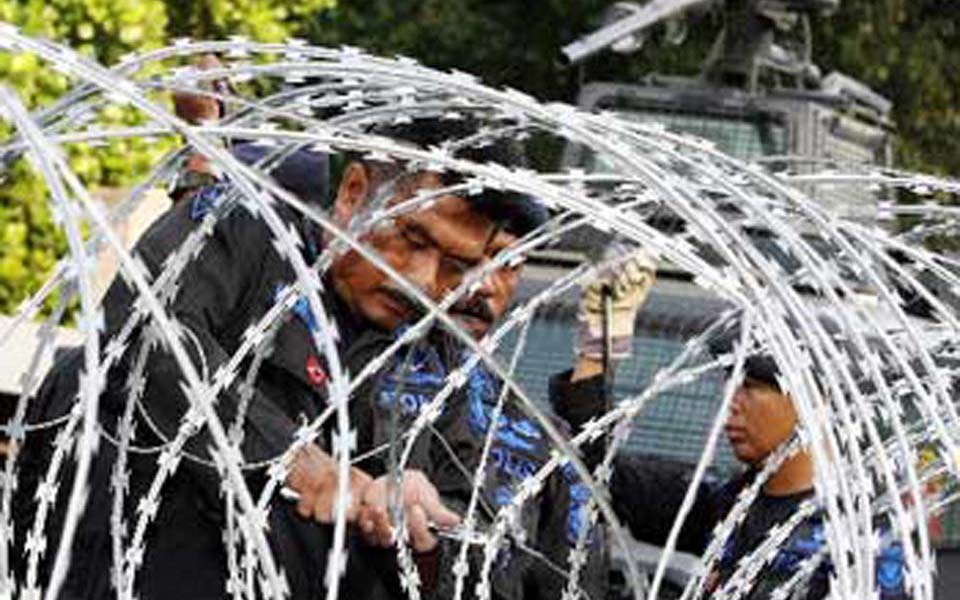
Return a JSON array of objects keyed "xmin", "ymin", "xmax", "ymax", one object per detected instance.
[
  {"xmin": 549, "ymin": 369, "xmax": 607, "ymax": 437},
  {"xmin": 571, "ymin": 356, "xmax": 604, "ymax": 381},
  {"xmin": 576, "ymin": 324, "xmax": 633, "ymax": 359},
  {"xmin": 170, "ymin": 169, "xmax": 220, "ymax": 202}
]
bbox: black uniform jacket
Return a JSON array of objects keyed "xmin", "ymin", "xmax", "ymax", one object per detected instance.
[
  {"xmin": 13, "ymin": 185, "xmax": 612, "ymax": 600},
  {"xmin": 14, "ymin": 188, "xmax": 363, "ymax": 599},
  {"xmin": 610, "ymin": 455, "xmax": 909, "ymax": 600},
  {"xmin": 338, "ymin": 329, "xmax": 610, "ymax": 600}
]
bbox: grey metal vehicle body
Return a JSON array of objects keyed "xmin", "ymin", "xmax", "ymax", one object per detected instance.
[{"xmin": 565, "ymin": 73, "xmax": 893, "ymax": 225}]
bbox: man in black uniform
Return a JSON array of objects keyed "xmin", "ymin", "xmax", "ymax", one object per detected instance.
[
  {"xmin": 608, "ymin": 345, "xmax": 909, "ymax": 600},
  {"xmin": 12, "ymin": 118, "xmax": 548, "ymax": 599},
  {"xmin": 342, "ymin": 245, "xmax": 657, "ymax": 600}
]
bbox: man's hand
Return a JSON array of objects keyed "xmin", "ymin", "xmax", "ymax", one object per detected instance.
[
  {"xmin": 170, "ymin": 54, "xmax": 231, "ymax": 202},
  {"xmin": 357, "ymin": 470, "xmax": 461, "ymax": 553},
  {"xmin": 576, "ymin": 246, "xmax": 657, "ymax": 361},
  {"xmin": 285, "ymin": 444, "xmax": 372, "ymax": 523}
]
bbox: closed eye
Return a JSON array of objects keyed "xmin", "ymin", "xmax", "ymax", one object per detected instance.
[{"xmin": 401, "ymin": 223, "xmax": 432, "ymax": 250}]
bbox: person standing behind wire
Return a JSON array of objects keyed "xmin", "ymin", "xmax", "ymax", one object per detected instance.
[{"xmin": 608, "ymin": 337, "xmax": 910, "ymax": 600}]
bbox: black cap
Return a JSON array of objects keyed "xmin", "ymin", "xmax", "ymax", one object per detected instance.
[
  {"xmin": 708, "ymin": 313, "xmax": 864, "ymax": 392},
  {"xmin": 232, "ymin": 142, "xmax": 330, "ymax": 206},
  {"xmin": 366, "ymin": 117, "xmax": 549, "ymax": 237},
  {"xmin": 708, "ymin": 324, "xmax": 781, "ymax": 389},
  {"xmin": 464, "ymin": 192, "xmax": 550, "ymax": 238}
]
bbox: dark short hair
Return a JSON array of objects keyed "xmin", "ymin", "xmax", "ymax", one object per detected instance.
[{"xmin": 355, "ymin": 116, "xmax": 549, "ymax": 237}]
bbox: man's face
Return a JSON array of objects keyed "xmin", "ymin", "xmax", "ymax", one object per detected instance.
[
  {"xmin": 725, "ymin": 377, "xmax": 797, "ymax": 466},
  {"xmin": 331, "ymin": 168, "xmax": 503, "ymax": 331},
  {"xmin": 449, "ymin": 227, "xmax": 523, "ymax": 339}
]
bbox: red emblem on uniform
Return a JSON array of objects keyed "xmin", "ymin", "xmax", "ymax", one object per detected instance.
[{"xmin": 306, "ymin": 355, "xmax": 327, "ymax": 386}]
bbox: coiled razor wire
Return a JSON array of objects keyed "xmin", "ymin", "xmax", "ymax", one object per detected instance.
[{"xmin": 0, "ymin": 28, "xmax": 957, "ymax": 600}]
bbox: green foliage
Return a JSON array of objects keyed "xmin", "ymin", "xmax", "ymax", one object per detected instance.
[
  {"xmin": 305, "ymin": 1, "xmax": 716, "ymax": 106},
  {"xmin": 0, "ymin": 0, "xmax": 338, "ymax": 317},
  {"xmin": 306, "ymin": 0, "xmax": 620, "ymax": 102},
  {"xmin": 0, "ymin": 160, "xmax": 68, "ymax": 313},
  {"xmin": 812, "ymin": 0, "xmax": 960, "ymax": 175},
  {"xmin": 167, "ymin": 0, "xmax": 336, "ymax": 43},
  {"xmin": 0, "ymin": 0, "xmax": 171, "ymax": 317}
]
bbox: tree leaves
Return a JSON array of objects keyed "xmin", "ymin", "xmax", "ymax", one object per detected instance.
[
  {"xmin": 0, "ymin": 0, "xmax": 335, "ymax": 317},
  {"xmin": 812, "ymin": 0, "xmax": 960, "ymax": 174}
]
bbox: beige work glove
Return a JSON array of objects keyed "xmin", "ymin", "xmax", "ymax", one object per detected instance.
[{"xmin": 576, "ymin": 246, "xmax": 657, "ymax": 360}]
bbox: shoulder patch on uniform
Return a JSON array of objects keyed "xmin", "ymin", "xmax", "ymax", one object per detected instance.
[
  {"xmin": 272, "ymin": 283, "xmax": 319, "ymax": 333},
  {"xmin": 305, "ymin": 355, "xmax": 327, "ymax": 387},
  {"xmin": 190, "ymin": 183, "xmax": 229, "ymax": 221}
]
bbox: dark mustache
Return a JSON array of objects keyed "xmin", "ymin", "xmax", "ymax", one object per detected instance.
[{"xmin": 451, "ymin": 296, "xmax": 494, "ymax": 324}]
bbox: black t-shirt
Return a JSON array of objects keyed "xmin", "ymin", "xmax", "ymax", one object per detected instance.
[{"xmin": 610, "ymin": 457, "xmax": 909, "ymax": 600}]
